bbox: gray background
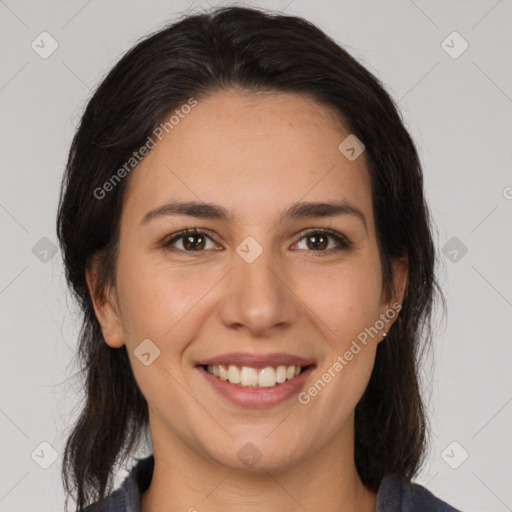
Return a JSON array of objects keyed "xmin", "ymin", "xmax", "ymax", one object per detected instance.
[{"xmin": 1, "ymin": 0, "xmax": 511, "ymax": 510}]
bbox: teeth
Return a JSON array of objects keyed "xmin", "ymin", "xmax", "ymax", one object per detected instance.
[
  {"xmin": 227, "ymin": 365, "xmax": 241, "ymax": 383},
  {"xmin": 276, "ymin": 365, "xmax": 287, "ymax": 383},
  {"xmin": 240, "ymin": 366, "xmax": 258, "ymax": 386},
  {"xmin": 218, "ymin": 365, "xmax": 228, "ymax": 380},
  {"xmin": 258, "ymin": 367, "xmax": 276, "ymax": 387},
  {"xmin": 206, "ymin": 364, "xmax": 304, "ymax": 388}
]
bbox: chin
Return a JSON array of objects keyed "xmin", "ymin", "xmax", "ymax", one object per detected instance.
[{"xmin": 203, "ymin": 433, "xmax": 306, "ymax": 472}]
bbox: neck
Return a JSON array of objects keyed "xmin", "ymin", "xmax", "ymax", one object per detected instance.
[{"xmin": 141, "ymin": 417, "xmax": 377, "ymax": 512}]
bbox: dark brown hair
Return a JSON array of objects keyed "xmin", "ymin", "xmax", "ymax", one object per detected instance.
[{"xmin": 57, "ymin": 5, "xmax": 442, "ymax": 510}]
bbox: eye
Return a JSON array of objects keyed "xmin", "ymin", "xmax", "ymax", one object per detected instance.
[
  {"xmin": 293, "ymin": 229, "xmax": 351, "ymax": 253},
  {"xmin": 163, "ymin": 228, "xmax": 218, "ymax": 252},
  {"xmin": 162, "ymin": 227, "xmax": 352, "ymax": 255}
]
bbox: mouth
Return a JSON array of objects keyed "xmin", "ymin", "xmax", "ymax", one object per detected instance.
[
  {"xmin": 195, "ymin": 352, "xmax": 316, "ymax": 407},
  {"xmin": 202, "ymin": 363, "xmax": 310, "ymax": 389}
]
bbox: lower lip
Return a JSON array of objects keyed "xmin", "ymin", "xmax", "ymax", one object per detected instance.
[{"xmin": 198, "ymin": 366, "xmax": 315, "ymax": 408}]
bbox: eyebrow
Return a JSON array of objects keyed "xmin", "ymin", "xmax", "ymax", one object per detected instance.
[{"xmin": 140, "ymin": 200, "xmax": 367, "ymax": 231}]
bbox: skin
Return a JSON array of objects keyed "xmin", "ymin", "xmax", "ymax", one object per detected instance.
[{"xmin": 87, "ymin": 89, "xmax": 407, "ymax": 512}]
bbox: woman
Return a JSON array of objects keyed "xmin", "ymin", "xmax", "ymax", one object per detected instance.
[{"xmin": 57, "ymin": 5, "xmax": 460, "ymax": 511}]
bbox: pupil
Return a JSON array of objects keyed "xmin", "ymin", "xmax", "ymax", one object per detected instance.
[
  {"xmin": 308, "ymin": 234, "xmax": 327, "ymax": 250},
  {"xmin": 185, "ymin": 235, "xmax": 204, "ymax": 250}
]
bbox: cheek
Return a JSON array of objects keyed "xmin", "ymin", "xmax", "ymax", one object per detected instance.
[
  {"xmin": 295, "ymin": 256, "xmax": 383, "ymax": 402},
  {"xmin": 296, "ymin": 257, "xmax": 383, "ymax": 342},
  {"xmin": 114, "ymin": 256, "xmax": 211, "ymax": 408},
  {"xmin": 115, "ymin": 252, "xmax": 223, "ymax": 342}
]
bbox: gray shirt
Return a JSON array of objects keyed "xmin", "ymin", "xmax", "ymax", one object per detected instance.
[{"xmin": 83, "ymin": 455, "xmax": 461, "ymax": 511}]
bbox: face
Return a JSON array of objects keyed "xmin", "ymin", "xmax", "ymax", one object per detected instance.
[{"xmin": 88, "ymin": 89, "xmax": 406, "ymax": 472}]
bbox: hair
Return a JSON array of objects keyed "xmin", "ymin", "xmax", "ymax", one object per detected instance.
[{"xmin": 57, "ymin": 5, "xmax": 443, "ymax": 510}]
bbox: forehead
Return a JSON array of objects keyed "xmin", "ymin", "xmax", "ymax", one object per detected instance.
[{"xmin": 121, "ymin": 89, "xmax": 373, "ymax": 226}]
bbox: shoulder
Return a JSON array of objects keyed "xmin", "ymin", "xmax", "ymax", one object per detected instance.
[
  {"xmin": 376, "ymin": 473, "xmax": 462, "ymax": 512},
  {"xmin": 82, "ymin": 487, "xmax": 126, "ymax": 512},
  {"xmin": 81, "ymin": 455, "xmax": 155, "ymax": 512}
]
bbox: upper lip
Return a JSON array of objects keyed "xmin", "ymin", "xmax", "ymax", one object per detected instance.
[{"xmin": 196, "ymin": 352, "xmax": 315, "ymax": 369}]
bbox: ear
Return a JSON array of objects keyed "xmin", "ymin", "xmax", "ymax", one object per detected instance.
[
  {"xmin": 389, "ymin": 256, "xmax": 408, "ymax": 306},
  {"xmin": 378, "ymin": 256, "xmax": 408, "ymax": 338},
  {"xmin": 85, "ymin": 254, "xmax": 125, "ymax": 348}
]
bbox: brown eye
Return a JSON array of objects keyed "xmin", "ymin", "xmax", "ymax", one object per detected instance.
[
  {"xmin": 305, "ymin": 233, "xmax": 329, "ymax": 250},
  {"xmin": 164, "ymin": 229, "xmax": 216, "ymax": 252},
  {"xmin": 182, "ymin": 233, "xmax": 206, "ymax": 250},
  {"xmin": 294, "ymin": 229, "xmax": 351, "ymax": 253}
]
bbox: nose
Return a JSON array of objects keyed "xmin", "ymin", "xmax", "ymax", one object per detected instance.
[{"xmin": 217, "ymin": 243, "xmax": 302, "ymax": 337}]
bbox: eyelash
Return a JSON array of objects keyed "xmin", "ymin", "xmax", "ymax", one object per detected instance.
[{"xmin": 162, "ymin": 227, "xmax": 352, "ymax": 255}]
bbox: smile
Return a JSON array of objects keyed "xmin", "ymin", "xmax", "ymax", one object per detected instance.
[
  {"xmin": 196, "ymin": 352, "xmax": 315, "ymax": 407},
  {"xmin": 204, "ymin": 364, "xmax": 303, "ymax": 388}
]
